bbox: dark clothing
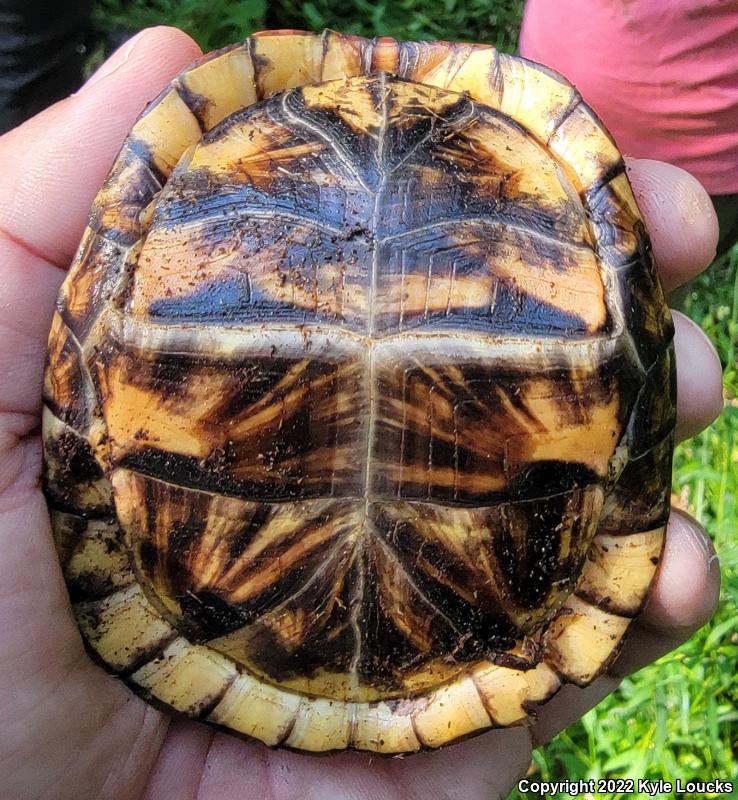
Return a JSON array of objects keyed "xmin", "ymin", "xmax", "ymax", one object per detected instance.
[
  {"xmin": 713, "ymin": 194, "xmax": 738, "ymax": 260},
  {"xmin": 0, "ymin": 0, "xmax": 90, "ymax": 133}
]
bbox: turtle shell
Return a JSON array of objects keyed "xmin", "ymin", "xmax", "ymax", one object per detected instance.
[{"xmin": 43, "ymin": 30, "xmax": 676, "ymax": 754}]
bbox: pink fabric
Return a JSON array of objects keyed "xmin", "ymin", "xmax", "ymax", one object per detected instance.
[{"xmin": 520, "ymin": 0, "xmax": 738, "ymax": 194}]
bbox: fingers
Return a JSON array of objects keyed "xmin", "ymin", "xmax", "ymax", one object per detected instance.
[
  {"xmin": 530, "ymin": 509, "xmax": 720, "ymax": 746},
  {"xmin": 626, "ymin": 158, "xmax": 720, "ymax": 292},
  {"xmin": 0, "ymin": 250, "xmax": 62, "ymax": 414},
  {"xmin": 673, "ymin": 312, "xmax": 725, "ymax": 441},
  {"xmin": 0, "ymin": 26, "xmax": 202, "ymax": 269},
  {"xmin": 142, "ymin": 718, "xmax": 214, "ymax": 800}
]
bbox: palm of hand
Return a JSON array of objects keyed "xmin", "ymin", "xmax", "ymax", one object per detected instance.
[{"xmin": 0, "ymin": 27, "xmax": 723, "ymax": 800}]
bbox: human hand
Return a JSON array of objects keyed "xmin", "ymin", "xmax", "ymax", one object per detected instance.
[{"xmin": 0, "ymin": 27, "xmax": 724, "ymax": 800}]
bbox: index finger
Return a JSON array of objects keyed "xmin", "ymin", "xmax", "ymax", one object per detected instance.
[{"xmin": 626, "ymin": 158, "xmax": 719, "ymax": 292}]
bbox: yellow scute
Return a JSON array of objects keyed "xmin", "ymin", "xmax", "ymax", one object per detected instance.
[{"xmin": 102, "ymin": 358, "xmax": 215, "ymax": 460}]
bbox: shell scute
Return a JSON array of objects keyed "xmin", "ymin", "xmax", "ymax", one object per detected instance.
[
  {"xmin": 178, "ymin": 45, "xmax": 256, "ymax": 131},
  {"xmin": 129, "ymin": 87, "xmax": 202, "ymax": 176},
  {"xmin": 89, "ymin": 144, "xmax": 162, "ymax": 246}
]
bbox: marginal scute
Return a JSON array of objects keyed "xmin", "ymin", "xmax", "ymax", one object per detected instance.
[
  {"xmin": 75, "ymin": 583, "xmax": 176, "ymax": 671},
  {"xmin": 42, "ymin": 407, "xmax": 112, "ymax": 514},
  {"xmin": 548, "ymin": 103, "xmax": 623, "ymax": 192},
  {"xmin": 586, "ymin": 171, "xmax": 643, "ymax": 269},
  {"xmin": 130, "ymin": 88, "xmax": 202, "ymax": 175},
  {"xmin": 397, "ymin": 39, "xmax": 466, "ymax": 84},
  {"xmin": 472, "ymin": 661, "xmax": 561, "ymax": 725},
  {"xmin": 58, "ymin": 228, "xmax": 129, "ymax": 340},
  {"xmin": 208, "ymin": 671, "xmax": 302, "ymax": 745},
  {"xmin": 577, "ymin": 527, "xmax": 665, "ymax": 616},
  {"xmin": 284, "ymin": 698, "xmax": 354, "ymax": 752},
  {"xmin": 249, "ymin": 31, "xmax": 325, "ymax": 98},
  {"xmin": 628, "ymin": 345, "xmax": 677, "ymax": 457},
  {"xmin": 44, "ymin": 313, "xmax": 91, "ymax": 431},
  {"xmin": 416, "ymin": 46, "xmax": 499, "ymax": 108},
  {"xmin": 50, "ymin": 509, "xmax": 86, "ymax": 569},
  {"xmin": 51, "ymin": 511, "xmax": 132, "ymax": 602},
  {"xmin": 89, "ymin": 144, "xmax": 161, "ymax": 245},
  {"xmin": 131, "ymin": 638, "xmax": 238, "ymax": 716},
  {"xmin": 497, "ymin": 53, "xmax": 581, "ymax": 144},
  {"xmin": 617, "ymin": 255, "xmax": 675, "ymax": 369},
  {"xmin": 370, "ymin": 36, "xmax": 401, "ymax": 72},
  {"xmin": 319, "ymin": 30, "xmax": 365, "ymax": 81},
  {"xmin": 179, "ymin": 45, "xmax": 256, "ymax": 130},
  {"xmin": 411, "ymin": 675, "xmax": 491, "ymax": 747},
  {"xmin": 598, "ymin": 435, "xmax": 673, "ymax": 534},
  {"xmin": 350, "ymin": 702, "xmax": 421, "ymax": 753},
  {"xmin": 410, "ymin": 45, "xmax": 583, "ymax": 148},
  {"xmin": 543, "ymin": 595, "xmax": 630, "ymax": 684}
]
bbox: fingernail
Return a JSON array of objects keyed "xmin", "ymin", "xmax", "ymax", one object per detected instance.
[
  {"xmin": 80, "ymin": 30, "xmax": 145, "ymax": 91},
  {"xmin": 672, "ymin": 309, "xmax": 713, "ymax": 345},
  {"xmin": 670, "ymin": 509, "xmax": 712, "ymax": 560}
]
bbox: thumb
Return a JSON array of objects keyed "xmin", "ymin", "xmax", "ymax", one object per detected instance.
[
  {"xmin": 82, "ymin": 29, "xmax": 160, "ymax": 90},
  {"xmin": 0, "ymin": 26, "xmax": 202, "ymax": 269}
]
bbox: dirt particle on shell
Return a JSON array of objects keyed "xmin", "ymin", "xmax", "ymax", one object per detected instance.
[
  {"xmin": 200, "ymin": 444, "xmax": 235, "ymax": 474},
  {"xmin": 385, "ymin": 697, "xmax": 429, "ymax": 716}
]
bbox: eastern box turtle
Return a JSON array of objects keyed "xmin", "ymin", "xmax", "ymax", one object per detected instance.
[{"xmin": 43, "ymin": 29, "xmax": 676, "ymax": 754}]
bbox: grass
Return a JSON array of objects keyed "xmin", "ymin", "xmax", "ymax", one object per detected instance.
[
  {"xmin": 90, "ymin": 2, "xmax": 737, "ymax": 796},
  {"xmin": 91, "ymin": 0, "xmax": 524, "ymax": 52}
]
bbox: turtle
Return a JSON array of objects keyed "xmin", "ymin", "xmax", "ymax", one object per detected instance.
[{"xmin": 43, "ymin": 29, "xmax": 676, "ymax": 754}]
